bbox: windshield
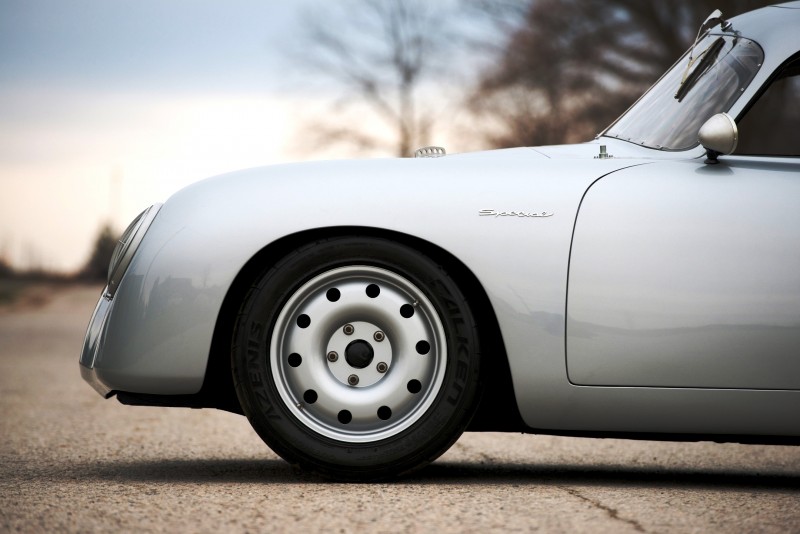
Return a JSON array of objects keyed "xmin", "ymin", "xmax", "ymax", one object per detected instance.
[{"xmin": 605, "ymin": 34, "xmax": 763, "ymax": 151}]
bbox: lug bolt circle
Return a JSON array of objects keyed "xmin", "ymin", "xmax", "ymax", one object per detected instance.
[
  {"xmin": 347, "ymin": 374, "xmax": 360, "ymax": 386},
  {"xmin": 373, "ymin": 331, "xmax": 385, "ymax": 342},
  {"xmin": 343, "ymin": 324, "xmax": 355, "ymax": 335},
  {"xmin": 327, "ymin": 351, "xmax": 338, "ymax": 362},
  {"xmin": 376, "ymin": 362, "xmax": 388, "ymax": 373}
]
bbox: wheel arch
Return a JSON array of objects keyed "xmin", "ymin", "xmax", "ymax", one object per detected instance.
[{"xmin": 203, "ymin": 226, "xmax": 525, "ymax": 431}]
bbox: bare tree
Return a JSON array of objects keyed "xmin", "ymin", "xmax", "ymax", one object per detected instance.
[
  {"xmin": 294, "ymin": 0, "xmax": 461, "ymax": 157},
  {"xmin": 469, "ymin": 0, "xmax": 774, "ymax": 148}
]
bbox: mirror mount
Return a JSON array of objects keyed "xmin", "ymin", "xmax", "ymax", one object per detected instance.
[
  {"xmin": 704, "ymin": 149, "xmax": 723, "ymax": 165},
  {"xmin": 698, "ymin": 112, "xmax": 738, "ymax": 164}
]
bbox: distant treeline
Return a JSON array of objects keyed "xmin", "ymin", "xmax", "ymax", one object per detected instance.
[{"xmin": 0, "ymin": 223, "xmax": 118, "ymax": 282}]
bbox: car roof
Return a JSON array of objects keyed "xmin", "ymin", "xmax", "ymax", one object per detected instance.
[{"xmin": 727, "ymin": 3, "xmax": 800, "ymax": 66}]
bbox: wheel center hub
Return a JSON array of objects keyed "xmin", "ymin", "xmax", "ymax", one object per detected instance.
[
  {"xmin": 325, "ymin": 321, "xmax": 393, "ymax": 388},
  {"xmin": 345, "ymin": 339, "xmax": 374, "ymax": 369}
]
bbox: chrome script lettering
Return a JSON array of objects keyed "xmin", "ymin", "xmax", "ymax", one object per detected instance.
[{"xmin": 479, "ymin": 209, "xmax": 553, "ymax": 218}]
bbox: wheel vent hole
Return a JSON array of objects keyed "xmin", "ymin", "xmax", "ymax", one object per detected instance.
[
  {"xmin": 366, "ymin": 284, "xmax": 380, "ymax": 298},
  {"xmin": 288, "ymin": 353, "xmax": 302, "ymax": 367},
  {"xmin": 338, "ymin": 410, "xmax": 353, "ymax": 424},
  {"xmin": 326, "ymin": 288, "xmax": 340, "ymax": 302},
  {"xmin": 416, "ymin": 340, "xmax": 430, "ymax": 355},
  {"xmin": 296, "ymin": 314, "xmax": 311, "ymax": 328},
  {"xmin": 303, "ymin": 389, "xmax": 318, "ymax": 404},
  {"xmin": 400, "ymin": 304, "xmax": 414, "ymax": 318},
  {"xmin": 407, "ymin": 380, "xmax": 422, "ymax": 394},
  {"xmin": 377, "ymin": 406, "xmax": 392, "ymax": 420}
]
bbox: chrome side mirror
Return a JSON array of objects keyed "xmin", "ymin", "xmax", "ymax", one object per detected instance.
[{"xmin": 698, "ymin": 112, "xmax": 738, "ymax": 164}]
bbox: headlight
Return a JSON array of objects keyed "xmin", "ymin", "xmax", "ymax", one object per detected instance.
[{"xmin": 106, "ymin": 203, "xmax": 162, "ymax": 298}]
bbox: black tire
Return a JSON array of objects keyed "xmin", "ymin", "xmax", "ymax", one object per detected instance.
[{"xmin": 231, "ymin": 236, "xmax": 481, "ymax": 480}]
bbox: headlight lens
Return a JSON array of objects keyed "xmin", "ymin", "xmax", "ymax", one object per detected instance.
[{"xmin": 106, "ymin": 203, "xmax": 162, "ymax": 298}]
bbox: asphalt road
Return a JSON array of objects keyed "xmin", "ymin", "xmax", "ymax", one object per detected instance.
[{"xmin": 2, "ymin": 286, "xmax": 799, "ymax": 533}]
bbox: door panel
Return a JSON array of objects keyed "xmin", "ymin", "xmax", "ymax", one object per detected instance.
[{"xmin": 566, "ymin": 158, "xmax": 800, "ymax": 389}]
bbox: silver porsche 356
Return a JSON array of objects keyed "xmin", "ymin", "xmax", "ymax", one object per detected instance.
[{"xmin": 81, "ymin": 3, "xmax": 800, "ymax": 479}]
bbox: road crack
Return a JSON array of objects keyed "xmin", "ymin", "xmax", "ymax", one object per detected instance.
[{"xmin": 560, "ymin": 487, "xmax": 646, "ymax": 532}]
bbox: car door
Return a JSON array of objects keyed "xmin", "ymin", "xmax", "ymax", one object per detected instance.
[{"xmin": 566, "ymin": 60, "xmax": 800, "ymax": 390}]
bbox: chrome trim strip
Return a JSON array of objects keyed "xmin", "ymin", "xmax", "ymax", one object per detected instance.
[{"xmin": 79, "ymin": 290, "xmax": 115, "ymax": 397}]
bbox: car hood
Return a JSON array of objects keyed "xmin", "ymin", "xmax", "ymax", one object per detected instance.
[
  {"xmin": 155, "ymin": 143, "xmax": 654, "ymax": 278},
  {"xmin": 168, "ymin": 141, "xmax": 661, "ymax": 217}
]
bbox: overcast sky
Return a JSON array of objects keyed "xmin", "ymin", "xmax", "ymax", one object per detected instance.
[
  {"xmin": 0, "ymin": 0, "xmax": 313, "ymax": 92},
  {"xmin": 0, "ymin": 0, "xmax": 368, "ymax": 271}
]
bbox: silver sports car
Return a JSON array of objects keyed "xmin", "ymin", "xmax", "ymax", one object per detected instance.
[{"xmin": 81, "ymin": 3, "xmax": 800, "ymax": 480}]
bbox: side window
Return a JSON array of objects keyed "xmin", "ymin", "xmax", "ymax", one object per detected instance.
[{"xmin": 735, "ymin": 58, "xmax": 800, "ymax": 156}]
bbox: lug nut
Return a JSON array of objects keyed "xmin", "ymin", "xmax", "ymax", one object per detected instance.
[
  {"xmin": 373, "ymin": 331, "xmax": 385, "ymax": 342},
  {"xmin": 343, "ymin": 324, "xmax": 355, "ymax": 335},
  {"xmin": 376, "ymin": 362, "xmax": 388, "ymax": 373},
  {"xmin": 327, "ymin": 351, "xmax": 338, "ymax": 362},
  {"xmin": 347, "ymin": 374, "xmax": 360, "ymax": 386}
]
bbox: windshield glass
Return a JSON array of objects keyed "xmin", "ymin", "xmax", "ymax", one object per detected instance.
[{"xmin": 605, "ymin": 34, "xmax": 763, "ymax": 151}]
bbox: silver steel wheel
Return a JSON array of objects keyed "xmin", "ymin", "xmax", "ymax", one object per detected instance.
[{"xmin": 269, "ymin": 265, "xmax": 447, "ymax": 443}]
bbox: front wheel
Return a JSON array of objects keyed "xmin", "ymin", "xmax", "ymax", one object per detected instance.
[{"xmin": 231, "ymin": 237, "xmax": 481, "ymax": 480}]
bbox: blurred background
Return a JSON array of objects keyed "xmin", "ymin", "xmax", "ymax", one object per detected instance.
[{"xmin": 0, "ymin": 0, "xmax": 772, "ymax": 288}]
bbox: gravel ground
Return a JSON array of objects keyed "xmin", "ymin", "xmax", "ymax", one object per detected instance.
[{"xmin": 1, "ymin": 286, "xmax": 799, "ymax": 533}]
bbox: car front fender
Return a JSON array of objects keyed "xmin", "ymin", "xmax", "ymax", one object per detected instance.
[{"xmin": 92, "ymin": 148, "xmax": 648, "ymax": 397}]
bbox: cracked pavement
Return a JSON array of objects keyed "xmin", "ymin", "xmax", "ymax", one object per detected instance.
[{"xmin": 2, "ymin": 286, "xmax": 799, "ymax": 533}]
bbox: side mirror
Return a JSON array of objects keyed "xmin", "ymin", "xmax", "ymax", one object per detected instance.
[{"xmin": 698, "ymin": 112, "xmax": 738, "ymax": 164}]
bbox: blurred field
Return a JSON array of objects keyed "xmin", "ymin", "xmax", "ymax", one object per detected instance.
[{"xmin": 0, "ymin": 278, "xmax": 78, "ymax": 312}]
